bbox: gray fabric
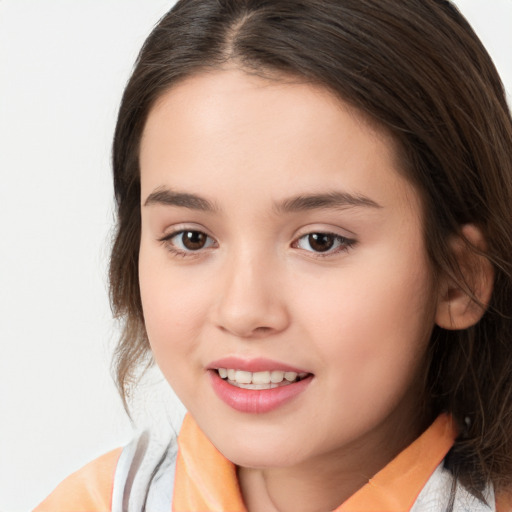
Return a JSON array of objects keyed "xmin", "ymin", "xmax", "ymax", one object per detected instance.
[
  {"xmin": 111, "ymin": 431, "xmax": 178, "ymax": 512},
  {"xmin": 411, "ymin": 463, "xmax": 495, "ymax": 512},
  {"xmin": 112, "ymin": 434, "xmax": 495, "ymax": 512}
]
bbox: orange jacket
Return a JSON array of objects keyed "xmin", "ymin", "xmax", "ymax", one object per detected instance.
[{"xmin": 35, "ymin": 414, "xmax": 508, "ymax": 512}]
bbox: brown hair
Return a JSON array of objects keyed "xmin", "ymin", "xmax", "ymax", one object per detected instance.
[{"xmin": 110, "ymin": 0, "xmax": 512, "ymax": 496}]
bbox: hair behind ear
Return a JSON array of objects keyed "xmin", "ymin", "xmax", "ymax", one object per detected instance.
[{"xmin": 435, "ymin": 224, "xmax": 494, "ymax": 331}]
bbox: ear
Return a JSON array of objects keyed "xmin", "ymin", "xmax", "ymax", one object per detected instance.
[{"xmin": 435, "ymin": 224, "xmax": 494, "ymax": 330}]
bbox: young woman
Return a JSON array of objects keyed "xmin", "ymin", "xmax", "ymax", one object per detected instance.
[{"xmin": 35, "ymin": 0, "xmax": 512, "ymax": 510}]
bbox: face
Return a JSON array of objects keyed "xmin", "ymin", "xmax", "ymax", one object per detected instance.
[{"xmin": 138, "ymin": 69, "xmax": 440, "ymax": 472}]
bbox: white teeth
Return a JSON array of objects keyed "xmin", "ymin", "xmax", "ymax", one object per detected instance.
[
  {"xmin": 270, "ymin": 370, "xmax": 285, "ymax": 383},
  {"xmin": 235, "ymin": 370, "xmax": 252, "ymax": 384},
  {"xmin": 229, "ymin": 381, "xmax": 281, "ymax": 390},
  {"xmin": 252, "ymin": 371, "xmax": 271, "ymax": 384},
  {"xmin": 217, "ymin": 368, "xmax": 308, "ymax": 386}
]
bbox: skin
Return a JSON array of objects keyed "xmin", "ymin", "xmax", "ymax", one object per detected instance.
[{"xmin": 138, "ymin": 69, "xmax": 443, "ymax": 512}]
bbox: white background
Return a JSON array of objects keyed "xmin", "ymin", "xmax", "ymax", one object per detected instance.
[{"xmin": 0, "ymin": 1, "xmax": 510, "ymax": 511}]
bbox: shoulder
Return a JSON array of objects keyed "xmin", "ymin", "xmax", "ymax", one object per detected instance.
[
  {"xmin": 411, "ymin": 463, "xmax": 497, "ymax": 512},
  {"xmin": 111, "ymin": 430, "xmax": 178, "ymax": 512},
  {"xmin": 33, "ymin": 431, "xmax": 179, "ymax": 512},
  {"xmin": 33, "ymin": 447, "xmax": 123, "ymax": 512}
]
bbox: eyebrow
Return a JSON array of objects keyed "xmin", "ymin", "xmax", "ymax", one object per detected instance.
[
  {"xmin": 275, "ymin": 191, "xmax": 382, "ymax": 213},
  {"xmin": 144, "ymin": 188, "xmax": 218, "ymax": 211},
  {"xmin": 143, "ymin": 187, "xmax": 382, "ymax": 213}
]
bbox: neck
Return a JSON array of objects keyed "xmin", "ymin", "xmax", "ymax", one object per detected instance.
[
  {"xmin": 239, "ymin": 461, "xmax": 366, "ymax": 512},
  {"xmin": 238, "ymin": 410, "xmax": 426, "ymax": 512}
]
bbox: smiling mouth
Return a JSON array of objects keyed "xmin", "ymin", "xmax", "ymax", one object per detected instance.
[{"xmin": 215, "ymin": 368, "xmax": 311, "ymax": 390}]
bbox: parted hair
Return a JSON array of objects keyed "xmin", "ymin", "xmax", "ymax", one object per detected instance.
[{"xmin": 110, "ymin": 0, "xmax": 512, "ymax": 496}]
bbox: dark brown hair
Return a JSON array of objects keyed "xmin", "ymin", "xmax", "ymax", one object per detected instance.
[{"xmin": 110, "ymin": 0, "xmax": 512, "ymax": 496}]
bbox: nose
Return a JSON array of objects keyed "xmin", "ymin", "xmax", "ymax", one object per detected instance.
[{"xmin": 212, "ymin": 251, "xmax": 290, "ymax": 339}]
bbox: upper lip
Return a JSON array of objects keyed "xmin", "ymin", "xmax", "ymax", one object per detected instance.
[{"xmin": 207, "ymin": 356, "xmax": 310, "ymax": 374}]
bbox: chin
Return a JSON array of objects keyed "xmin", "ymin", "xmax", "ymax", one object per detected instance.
[
  {"xmin": 213, "ymin": 432, "xmax": 309, "ymax": 469},
  {"xmin": 225, "ymin": 449, "xmax": 300, "ymax": 470}
]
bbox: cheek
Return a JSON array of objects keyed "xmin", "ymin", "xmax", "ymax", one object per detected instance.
[
  {"xmin": 138, "ymin": 247, "xmax": 208, "ymax": 366},
  {"xmin": 294, "ymin": 250, "xmax": 436, "ymax": 390},
  {"xmin": 139, "ymin": 263, "xmax": 211, "ymax": 407}
]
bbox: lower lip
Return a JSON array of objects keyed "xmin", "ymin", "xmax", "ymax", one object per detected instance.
[{"xmin": 208, "ymin": 370, "xmax": 313, "ymax": 413}]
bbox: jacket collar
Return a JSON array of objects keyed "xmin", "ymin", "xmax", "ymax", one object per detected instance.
[{"xmin": 173, "ymin": 413, "xmax": 457, "ymax": 511}]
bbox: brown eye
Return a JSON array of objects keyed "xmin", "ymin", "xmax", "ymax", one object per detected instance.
[
  {"xmin": 164, "ymin": 230, "xmax": 216, "ymax": 253},
  {"xmin": 182, "ymin": 231, "xmax": 208, "ymax": 250},
  {"xmin": 295, "ymin": 232, "xmax": 354, "ymax": 255},
  {"xmin": 307, "ymin": 233, "xmax": 334, "ymax": 252}
]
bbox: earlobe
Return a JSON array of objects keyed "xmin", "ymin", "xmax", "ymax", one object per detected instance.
[{"xmin": 435, "ymin": 224, "xmax": 494, "ymax": 330}]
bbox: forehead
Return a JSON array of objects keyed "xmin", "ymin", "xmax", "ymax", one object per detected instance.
[
  {"xmin": 139, "ymin": 69, "xmax": 419, "ymax": 216},
  {"xmin": 142, "ymin": 69, "xmax": 391, "ymax": 157}
]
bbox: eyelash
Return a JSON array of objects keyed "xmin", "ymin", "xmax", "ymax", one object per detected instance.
[
  {"xmin": 292, "ymin": 232, "xmax": 356, "ymax": 257},
  {"xmin": 158, "ymin": 230, "xmax": 356, "ymax": 258},
  {"xmin": 158, "ymin": 230, "xmax": 217, "ymax": 258}
]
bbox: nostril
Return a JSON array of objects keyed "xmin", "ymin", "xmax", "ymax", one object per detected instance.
[
  {"xmin": 254, "ymin": 326, "xmax": 272, "ymax": 333},
  {"xmin": 217, "ymin": 323, "xmax": 279, "ymax": 339}
]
